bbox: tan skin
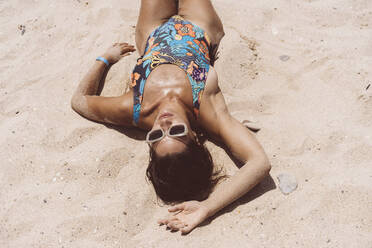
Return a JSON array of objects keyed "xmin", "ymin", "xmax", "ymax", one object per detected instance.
[{"xmin": 71, "ymin": 0, "xmax": 271, "ymax": 235}]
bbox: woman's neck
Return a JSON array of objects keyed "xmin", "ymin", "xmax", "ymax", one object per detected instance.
[{"xmin": 157, "ymin": 96, "xmax": 190, "ymax": 120}]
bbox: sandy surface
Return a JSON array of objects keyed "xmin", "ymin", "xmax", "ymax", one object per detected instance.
[{"xmin": 1, "ymin": 0, "xmax": 372, "ymax": 247}]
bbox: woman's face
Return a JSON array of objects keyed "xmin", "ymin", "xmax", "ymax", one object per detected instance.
[{"xmin": 150, "ymin": 110, "xmax": 195, "ymax": 156}]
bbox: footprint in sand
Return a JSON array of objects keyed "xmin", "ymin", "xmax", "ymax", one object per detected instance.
[
  {"xmin": 287, "ymin": 136, "xmax": 328, "ymax": 156},
  {"xmin": 343, "ymin": 143, "xmax": 372, "ymax": 165},
  {"xmin": 56, "ymin": 215, "xmax": 128, "ymax": 243},
  {"xmin": 357, "ymin": 84, "xmax": 372, "ymax": 125},
  {"xmin": 287, "ymin": 131, "xmax": 348, "ymax": 157},
  {"xmin": 227, "ymin": 94, "xmax": 276, "ymax": 115},
  {"xmin": 95, "ymin": 148, "xmax": 132, "ymax": 179},
  {"xmin": 41, "ymin": 126, "xmax": 102, "ymax": 152}
]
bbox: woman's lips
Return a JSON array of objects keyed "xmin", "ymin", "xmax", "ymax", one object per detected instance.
[{"xmin": 159, "ymin": 112, "xmax": 173, "ymax": 119}]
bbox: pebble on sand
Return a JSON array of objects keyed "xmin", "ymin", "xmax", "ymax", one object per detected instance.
[
  {"xmin": 279, "ymin": 55, "xmax": 290, "ymax": 61},
  {"xmin": 18, "ymin": 24, "xmax": 26, "ymax": 35},
  {"xmin": 277, "ymin": 173, "xmax": 298, "ymax": 195}
]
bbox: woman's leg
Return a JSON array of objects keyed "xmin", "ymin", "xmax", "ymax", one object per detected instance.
[
  {"xmin": 178, "ymin": 0, "xmax": 225, "ymax": 46},
  {"xmin": 135, "ymin": 0, "xmax": 178, "ymax": 55}
]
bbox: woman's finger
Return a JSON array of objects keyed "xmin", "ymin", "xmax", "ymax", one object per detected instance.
[
  {"xmin": 121, "ymin": 53, "xmax": 132, "ymax": 57},
  {"xmin": 122, "ymin": 45, "xmax": 135, "ymax": 49},
  {"xmin": 157, "ymin": 218, "xmax": 169, "ymax": 225},
  {"xmin": 121, "ymin": 47, "xmax": 136, "ymax": 53},
  {"xmin": 180, "ymin": 224, "xmax": 193, "ymax": 234},
  {"xmin": 167, "ymin": 221, "xmax": 185, "ymax": 230},
  {"xmin": 168, "ymin": 203, "xmax": 186, "ymax": 212},
  {"xmin": 157, "ymin": 215, "xmax": 179, "ymax": 225},
  {"xmin": 120, "ymin": 43, "xmax": 132, "ymax": 48},
  {"xmin": 125, "ymin": 48, "xmax": 136, "ymax": 53}
]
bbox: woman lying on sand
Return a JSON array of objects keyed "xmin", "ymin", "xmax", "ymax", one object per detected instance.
[{"xmin": 71, "ymin": 0, "xmax": 270, "ymax": 234}]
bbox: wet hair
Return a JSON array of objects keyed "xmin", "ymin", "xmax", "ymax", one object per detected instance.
[{"xmin": 146, "ymin": 137, "xmax": 228, "ymax": 205}]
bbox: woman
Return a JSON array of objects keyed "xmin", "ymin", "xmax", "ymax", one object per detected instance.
[{"xmin": 71, "ymin": 0, "xmax": 271, "ymax": 234}]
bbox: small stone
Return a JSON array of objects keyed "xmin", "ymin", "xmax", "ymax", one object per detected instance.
[
  {"xmin": 43, "ymin": 199, "xmax": 47, "ymax": 203},
  {"xmin": 18, "ymin": 24, "xmax": 26, "ymax": 35},
  {"xmin": 271, "ymin": 26, "xmax": 279, "ymax": 35},
  {"xmin": 279, "ymin": 55, "xmax": 290, "ymax": 61},
  {"xmin": 277, "ymin": 173, "xmax": 298, "ymax": 195}
]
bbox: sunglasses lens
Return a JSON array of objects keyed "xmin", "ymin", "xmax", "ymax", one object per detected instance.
[
  {"xmin": 148, "ymin": 129, "xmax": 163, "ymax": 141},
  {"xmin": 169, "ymin": 124, "xmax": 186, "ymax": 135}
]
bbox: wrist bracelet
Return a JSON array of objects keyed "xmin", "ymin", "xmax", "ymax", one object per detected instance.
[{"xmin": 96, "ymin": 56, "xmax": 110, "ymax": 66}]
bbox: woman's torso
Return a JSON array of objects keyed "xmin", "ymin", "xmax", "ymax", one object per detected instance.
[
  {"xmin": 134, "ymin": 64, "xmax": 195, "ymax": 129},
  {"xmin": 129, "ymin": 15, "xmax": 216, "ymax": 128}
]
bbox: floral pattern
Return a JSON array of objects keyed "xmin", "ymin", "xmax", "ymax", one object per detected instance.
[{"xmin": 131, "ymin": 15, "xmax": 212, "ymax": 125}]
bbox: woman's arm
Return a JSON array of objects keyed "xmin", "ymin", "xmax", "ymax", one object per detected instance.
[
  {"xmin": 71, "ymin": 43, "xmax": 136, "ymax": 125},
  {"xmin": 157, "ymin": 68, "xmax": 271, "ymax": 234},
  {"xmin": 200, "ymin": 73, "xmax": 271, "ymax": 219},
  {"xmin": 201, "ymin": 115, "xmax": 271, "ymax": 218}
]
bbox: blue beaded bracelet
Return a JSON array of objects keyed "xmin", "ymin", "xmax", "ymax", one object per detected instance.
[{"xmin": 96, "ymin": 56, "xmax": 110, "ymax": 66}]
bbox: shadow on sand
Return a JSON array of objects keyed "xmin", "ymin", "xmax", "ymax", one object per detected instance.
[{"xmin": 193, "ymin": 174, "xmax": 276, "ymax": 231}]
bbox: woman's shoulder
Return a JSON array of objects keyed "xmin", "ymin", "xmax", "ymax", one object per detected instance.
[
  {"xmin": 204, "ymin": 66, "xmax": 220, "ymax": 95},
  {"xmin": 198, "ymin": 66, "xmax": 230, "ymax": 137}
]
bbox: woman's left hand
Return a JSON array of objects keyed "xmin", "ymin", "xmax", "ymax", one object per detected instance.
[
  {"xmin": 102, "ymin": 42, "xmax": 136, "ymax": 64},
  {"xmin": 157, "ymin": 200, "xmax": 210, "ymax": 234}
]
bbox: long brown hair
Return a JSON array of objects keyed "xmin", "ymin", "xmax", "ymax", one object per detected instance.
[{"xmin": 146, "ymin": 137, "xmax": 228, "ymax": 204}]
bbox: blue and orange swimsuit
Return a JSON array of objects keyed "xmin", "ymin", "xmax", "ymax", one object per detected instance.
[{"xmin": 130, "ymin": 15, "xmax": 217, "ymax": 126}]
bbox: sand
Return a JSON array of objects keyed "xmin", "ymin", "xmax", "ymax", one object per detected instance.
[{"xmin": 1, "ymin": 0, "xmax": 371, "ymax": 247}]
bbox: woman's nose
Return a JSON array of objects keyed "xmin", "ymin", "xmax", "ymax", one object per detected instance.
[{"xmin": 160, "ymin": 119, "xmax": 172, "ymax": 129}]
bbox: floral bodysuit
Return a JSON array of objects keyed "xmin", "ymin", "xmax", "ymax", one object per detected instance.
[{"xmin": 130, "ymin": 15, "xmax": 215, "ymax": 126}]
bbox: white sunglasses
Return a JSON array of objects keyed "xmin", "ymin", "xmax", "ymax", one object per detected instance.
[{"xmin": 146, "ymin": 123, "xmax": 188, "ymax": 144}]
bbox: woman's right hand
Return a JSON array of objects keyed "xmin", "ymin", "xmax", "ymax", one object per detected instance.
[
  {"xmin": 157, "ymin": 201, "xmax": 210, "ymax": 234},
  {"xmin": 102, "ymin": 42, "xmax": 136, "ymax": 64}
]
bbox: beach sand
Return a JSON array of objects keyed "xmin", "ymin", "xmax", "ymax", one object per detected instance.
[{"xmin": 1, "ymin": 0, "xmax": 371, "ymax": 247}]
